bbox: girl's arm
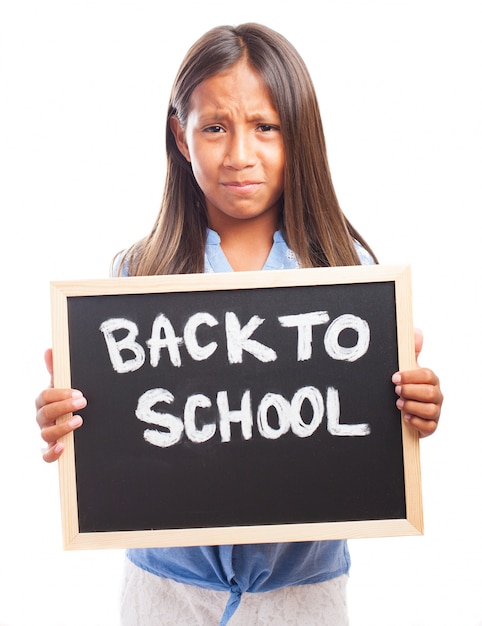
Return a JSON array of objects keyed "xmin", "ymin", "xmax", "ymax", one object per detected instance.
[
  {"xmin": 392, "ymin": 329, "xmax": 443, "ymax": 438},
  {"xmin": 35, "ymin": 349, "xmax": 87, "ymax": 463}
]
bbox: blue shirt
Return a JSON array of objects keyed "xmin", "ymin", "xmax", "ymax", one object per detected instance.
[{"xmin": 120, "ymin": 229, "xmax": 373, "ymax": 625}]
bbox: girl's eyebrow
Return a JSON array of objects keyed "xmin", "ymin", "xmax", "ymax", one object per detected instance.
[
  {"xmin": 246, "ymin": 112, "xmax": 280, "ymax": 123},
  {"xmin": 196, "ymin": 109, "xmax": 229, "ymax": 122},
  {"xmin": 196, "ymin": 109, "xmax": 280, "ymax": 124}
]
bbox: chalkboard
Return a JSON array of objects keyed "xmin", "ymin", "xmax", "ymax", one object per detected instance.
[{"xmin": 50, "ymin": 265, "xmax": 422, "ymax": 550}]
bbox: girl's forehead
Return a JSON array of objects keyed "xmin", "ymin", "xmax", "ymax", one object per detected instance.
[{"xmin": 188, "ymin": 61, "xmax": 277, "ymax": 115}]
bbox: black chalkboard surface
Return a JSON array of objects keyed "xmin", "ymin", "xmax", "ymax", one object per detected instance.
[{"xmin": 50, "ymin": 265, "xmax": 422, "ymax": 550}]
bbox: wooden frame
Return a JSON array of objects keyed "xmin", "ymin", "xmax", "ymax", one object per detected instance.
[{"xmin": 51, "ymin": 264, "xmax": 422, "ymax": 550}]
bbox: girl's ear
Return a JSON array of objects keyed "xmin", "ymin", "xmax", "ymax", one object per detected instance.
[{"xmin": 169, "ymin": 116, "xmax": 191, "ymax": 162}]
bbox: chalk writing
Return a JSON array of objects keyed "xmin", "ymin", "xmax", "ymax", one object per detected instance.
[
  {"xmin": 135, "ymin": 385, "xmax": 370, "ymax": 448},
  {"xmin": 99, "ymin": 310, "xmax": 369, "ymax": 371},
  {"xmin": 99, "ymin": 309, "xmax": 371, "ymax": 448}
]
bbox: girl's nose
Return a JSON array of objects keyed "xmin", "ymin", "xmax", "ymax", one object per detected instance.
[{"xmin": 223, "ymin": 132, "xmax": 256, "ymax": 169}]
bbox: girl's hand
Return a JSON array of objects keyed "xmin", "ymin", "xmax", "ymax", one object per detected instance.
[
  {"xmin": 392, "ymin": 329, "xmax": 443, "ymax": 438},
  {"xmin": 35, "ymin": 349, "xmax": 87, "ymax": 463}
]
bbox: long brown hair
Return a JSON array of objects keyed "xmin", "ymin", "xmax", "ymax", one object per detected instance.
[{"xmin": 122, "ymin": 23, "xmax": 377, "ymax": 276}]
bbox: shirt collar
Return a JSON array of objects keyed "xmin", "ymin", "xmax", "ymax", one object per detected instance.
[{"xmin": 204, "ymin": 228, "xmax": 300, "ymax": 273}]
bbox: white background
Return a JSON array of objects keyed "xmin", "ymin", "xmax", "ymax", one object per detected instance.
[{"xmin": 1, "ymin": 1, "xmax": 480, "ymax": 624}]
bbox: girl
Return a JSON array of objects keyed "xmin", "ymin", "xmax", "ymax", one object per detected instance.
[{"xmin": 36, "ymin": 23, "xmax": 443, "ymax": 626}]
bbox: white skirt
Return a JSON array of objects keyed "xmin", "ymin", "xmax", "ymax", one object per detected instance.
[{"xmin": 120, "ymin": 557, "xmax": 349, "ymax": 626}]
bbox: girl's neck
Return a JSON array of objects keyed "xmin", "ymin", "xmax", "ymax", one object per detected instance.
[{"xmin": 210, "ymin": 217, "xmax": 278, "ymax": 271}]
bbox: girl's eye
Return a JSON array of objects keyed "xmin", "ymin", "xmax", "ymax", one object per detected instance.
[
  {"xmin": 258, "ymin": 124, "xmax": 279, "ymax": 132},
  {"xmin": 204, "ymin": 125, "xmax": 225, "ymax": 133}
]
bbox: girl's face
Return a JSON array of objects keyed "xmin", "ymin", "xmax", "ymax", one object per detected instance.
[{"xmin": 170, "ymin": 61, "xmax": 285, "ymax": 233}]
